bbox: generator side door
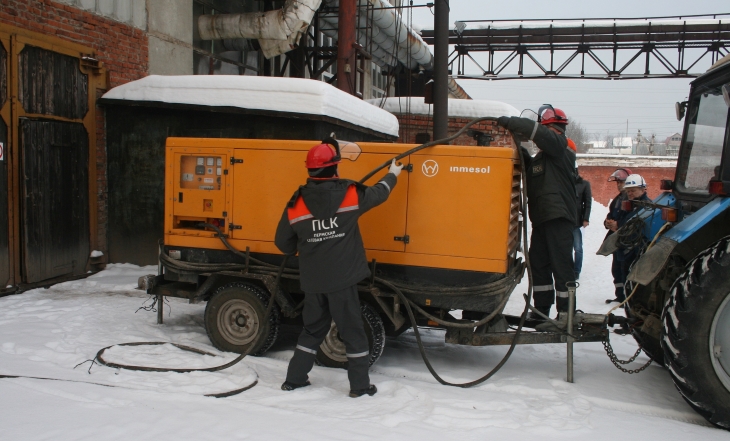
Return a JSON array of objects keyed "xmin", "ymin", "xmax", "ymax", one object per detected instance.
[
  {"xmin": 228, "ymin": 141, "xmax": 409, "ymax": 255},
  {"xmin": 404, "ymin": 149, "xmax": 516, "ymax": 273}
]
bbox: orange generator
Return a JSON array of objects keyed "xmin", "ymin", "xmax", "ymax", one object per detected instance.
[{"xmin": 144, "ymin": 136, "xmax": 524, "ymax": 367}]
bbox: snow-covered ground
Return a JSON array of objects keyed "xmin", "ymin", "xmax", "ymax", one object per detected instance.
[{"xmin": 0, "ymin": 200, "xmax": 726, "ymax": 440}]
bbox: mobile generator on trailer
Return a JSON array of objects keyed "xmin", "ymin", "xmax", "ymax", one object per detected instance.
[{"xmin": 142, "ymin": 136, "xmax": 535, "ymax": 367}]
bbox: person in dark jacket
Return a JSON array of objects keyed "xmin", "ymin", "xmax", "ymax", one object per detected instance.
[
  {"xmin": 603, "ymin": 168, "xmax": 632, "ymax": 304},
  {"xmin": 275, "ymin": 139, "xmax": 402, "ymax": 398},
  {"xmin": 498, "ymin": 105, "xmax": 577, "ymax": 320},
  {"xmin": 574, "ymin": 165, "xmax": 592, "ymax": 280},
  {"xmin": 609, "ymin": 174, "xmax": 650, "ymax": 334}
]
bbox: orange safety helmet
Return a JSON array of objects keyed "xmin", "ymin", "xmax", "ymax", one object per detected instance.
[
  {"xmin": 539, "ymin": 104, "xmax": 569, "ymax": 126},
  {"xmin": 305, "ymin": 136, "xmax": 341, "ymax": 169}
]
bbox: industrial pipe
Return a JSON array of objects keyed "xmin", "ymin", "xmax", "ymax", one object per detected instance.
[
  {"xmin": 198, "ymin": 0, "xmax": 322, "ymax": 59},
  {"xmin": 432, "ymin": 0, "xmax": 449, "ymax": 140}
]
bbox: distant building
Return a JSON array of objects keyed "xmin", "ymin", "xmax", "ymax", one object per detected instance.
[
  {"xmin": 635, "ymin": 129, "xmax": 667, "ymax": 155},
  {"xmin": 665, "ymin": 132, "xmax": 682, "ymax": 156}
]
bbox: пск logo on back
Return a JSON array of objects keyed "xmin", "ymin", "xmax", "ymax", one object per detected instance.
[{"xmin": 422, "ymin": 160, "xmax": 439, "ymax": 177}]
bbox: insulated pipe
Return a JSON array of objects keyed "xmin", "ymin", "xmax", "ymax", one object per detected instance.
[{"xmin": 198, "ymin": 0, "xmax": 322, "ymax": 59}]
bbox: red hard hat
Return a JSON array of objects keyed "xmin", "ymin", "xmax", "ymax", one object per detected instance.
[
  {"xmin": 540, "ymin": 107, "xmax": 569, "ymax": 126},
  {"xmin": 607, "ymin": 168, "xmax": 633, "ymax": 182},
  {"xmin": 305, "ymin": 143, "xmax": 340, "ymax": 169}
]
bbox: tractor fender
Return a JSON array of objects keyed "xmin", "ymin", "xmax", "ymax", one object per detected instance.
[{"xmin": 628, "ymin": 197, "xmax": 730, "ymax": 285}]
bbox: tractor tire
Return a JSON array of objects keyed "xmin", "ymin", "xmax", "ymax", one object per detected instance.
[
  {"xmin": 204, "ymin": 282, "xmax": 280, "ymax": 356},
  {"xmin": 662, "ymin": 235, "xmax": 730, "ymax": 430},
  {"xmin": 626, "ymin": 257, "xmax": 666, "ymax": 366},
  {"xmin": 316, "ymin": 302, "xmax": 385, "ymax": 369}
]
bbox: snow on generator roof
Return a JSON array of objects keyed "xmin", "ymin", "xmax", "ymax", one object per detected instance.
[
  {"xmin": 367, "ymin": 97, "xmax": 520, "ymax": 119},
  {"xmin": 101, "ymin": 75, "xmax": 400, "ymax": 137}
]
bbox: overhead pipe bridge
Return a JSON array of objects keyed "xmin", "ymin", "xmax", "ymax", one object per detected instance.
[{"xmin": 420, "ymin": 14, "xmax": 730, "ymax": 80}]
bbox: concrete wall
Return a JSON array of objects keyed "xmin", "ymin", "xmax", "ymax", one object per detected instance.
[{"xmin": 147, "ymin": 0, "xmax": 193, "ymax": 75}]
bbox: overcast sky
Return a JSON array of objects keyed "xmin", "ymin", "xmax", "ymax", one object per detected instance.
[{"xmin": 410, "ymin": 0, "xmax": 727, "ymax": 142}]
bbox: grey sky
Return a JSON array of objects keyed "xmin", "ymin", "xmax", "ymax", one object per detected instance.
[{"xmin": 411, "ymin": 0, "xmax": 727, "ymax": 142}]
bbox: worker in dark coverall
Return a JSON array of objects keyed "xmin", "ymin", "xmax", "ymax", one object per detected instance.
[
  {"xmin": 603, "ymin": 168, "xmax": 632, "ymax": 304},
  {"xmin": 497, "ymin": 105, "xmax": 577, "ymax": 320},
  {"xmin": 607, "ymin": 174, "xmax": 650, "ymax": 333},
  {"xmin": 275, "ymin": 139, "xmax": 402, "ymax": 397},
  {"xmin": 574, "ymin": 165, "xmax": 592, "ymax": 280}
]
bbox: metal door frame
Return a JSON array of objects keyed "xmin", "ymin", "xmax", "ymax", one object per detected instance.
[{"xmin": 0, "ymin": 24, "xmax": 107, "ymax": 290}]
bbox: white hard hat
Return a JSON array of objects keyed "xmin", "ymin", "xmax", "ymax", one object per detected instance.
[{"xmin": 624, "ymin": 174, "xmax": 647, "ymax": 189}]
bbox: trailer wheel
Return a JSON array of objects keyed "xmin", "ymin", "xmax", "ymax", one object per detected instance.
[
  {"xmin": 662, "ymin": 236, "xmax": 730, "ymax": 429},
  {"xmin": 204, "ymin": 282, "xmax": 280, "ymax": 356},
  {"xmin": 316, "ymin": 302, "xmax": 385, "ymax": 369}
]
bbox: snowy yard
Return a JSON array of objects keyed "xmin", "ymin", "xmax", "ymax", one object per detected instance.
[{"xmin": 0, "ymin": 200, "xmax": 726, "ymax": 440}]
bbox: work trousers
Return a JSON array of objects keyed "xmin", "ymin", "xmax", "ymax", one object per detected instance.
[
  {"xmin": 572, "ymin": 226, "xmax": 583, "ymax": 278},
  {"xmin": 530, "ymin": 218, "xmax": 576, "ymax": 313},
  {"xmin": 285, "ymin": 285, "xmax": 370, "ymax": 390},
  {"xmin": 611, "ymin": 254, "xmax": 626, "ymax": 301}
]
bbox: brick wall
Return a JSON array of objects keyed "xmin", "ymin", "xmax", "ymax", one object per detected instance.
[
  {"xmin": 396, "ymin": 114, "xmax": 515, "ymax": 147},
  {"xmin": 579, "ymin": 166, "xmax": 675, "ymax": 207},
  {"xmin": 1, "ymin": 0, "xmax": 149, "ymax": 259}
]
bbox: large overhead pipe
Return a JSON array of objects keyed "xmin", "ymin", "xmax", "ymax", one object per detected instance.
[
  {"xmin": 337, "ymin": 0, "xmax": 357, "ymax": 95},
  {"xmin": 433, "ymin": 0, "xmax": 449, "ymax": 140},
  {"xmin": 198, "ymin": 0, "xmax": 322, "ymax": 59}
]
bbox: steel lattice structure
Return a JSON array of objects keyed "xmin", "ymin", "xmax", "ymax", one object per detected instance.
[{"xmin": 421, "ymin": 15, "xmax": 730, "ymax": 80}]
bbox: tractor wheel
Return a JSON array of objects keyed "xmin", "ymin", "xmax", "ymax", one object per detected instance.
[
  {"xmin": 662, "ymin": 236, "xmax": 730, "ymax": 430},
  {"xmin": 316, "ymin": 302, "xmax": 385, "ymax": 369},
  {"xmin": 204, "ymin": 282, "xmax": 280, "ymax": 356},
  {"xmin": 625, "ymin": 257, "xmax": 666, "ymax": 366}
]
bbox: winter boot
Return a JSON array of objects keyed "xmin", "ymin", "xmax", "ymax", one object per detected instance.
[
  {"xmin": 281, "ymin": 380, "xmax": 311, "ymax": 391},
  {"xmin": 349, "ymin": 384, "xmax": 377, "ymax": 398},
  {"xmin": 526, "ymin": 304, "xmax": 552, "ymax": 322}
]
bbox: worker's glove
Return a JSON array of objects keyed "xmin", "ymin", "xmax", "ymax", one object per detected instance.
[
  {"xmin": 389, "ymin": 159, "xmax": 404, "ymax": 177},
  {"xmin": 497, "ymin": 116, "xmax": 511, "ymax": 128}
]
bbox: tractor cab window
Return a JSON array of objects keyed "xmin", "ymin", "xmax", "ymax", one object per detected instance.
[{"xmin": 677, "ymin": 83, "xmax": 730, "ymax": 194}]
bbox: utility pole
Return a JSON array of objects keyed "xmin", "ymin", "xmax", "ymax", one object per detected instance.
[
  {"xmin": 337, "ymin": 0, "xmax": 357, "ymax": 96},
  {"xmin": 433, "ymin": 0, "xmax": 449, "ymax": 142}
]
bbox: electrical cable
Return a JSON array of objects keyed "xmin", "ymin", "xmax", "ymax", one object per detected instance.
[
  {"xmin": 366, "ymin": 140, "xmax": 534, "ymax": 388},
  {"xmin": 1, "ymin": 256, "xmax": 291, "ymax": 398}
]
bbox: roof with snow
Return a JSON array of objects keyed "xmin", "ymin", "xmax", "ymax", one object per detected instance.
[
  {"xmin": 100, "ymin": 75, "xmax": 399, "ymax": 138},
  {"xmin": 366, "ymin": 97, "xmax": 520, "ymax": 119}
]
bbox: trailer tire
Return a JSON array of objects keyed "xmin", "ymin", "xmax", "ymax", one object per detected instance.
[
  {"xmin": 316, "ymin": 302, "xmax": 385, "ymax": 369},
  {"xmin": 204, "ymin": 282, "xmax": 280, "ymax": 356},
  {"xmin": 662, "ymin": 236, "xmax": 730, "ymax": 430}
]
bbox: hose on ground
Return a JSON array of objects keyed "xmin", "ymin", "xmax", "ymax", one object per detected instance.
[{"xmin": 91, "ymin": 255, "xmax": 290, "ymax": 397}]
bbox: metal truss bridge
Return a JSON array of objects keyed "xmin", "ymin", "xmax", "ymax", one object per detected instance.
[{"xmin": 421, "ymin": 13, "xmax": 730, "ymax": 80}]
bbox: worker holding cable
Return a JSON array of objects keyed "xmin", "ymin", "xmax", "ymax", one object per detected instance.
[
  {"xmin": 274, "ymin": 137, "xmax": 403, "ymax": 398},
  {"xmin": 497, "ymin": 105, "xmax": 577, "ymax": 325}
]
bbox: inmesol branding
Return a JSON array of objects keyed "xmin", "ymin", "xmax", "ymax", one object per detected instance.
[{"xmin": 449, "ymin": 166, "xmax": 490, "ymax": 174}]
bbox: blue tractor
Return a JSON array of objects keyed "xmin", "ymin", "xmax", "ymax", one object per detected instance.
[{"xmin": 621, "ymin": 54, "xmax": 730, "ymax": 429}]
